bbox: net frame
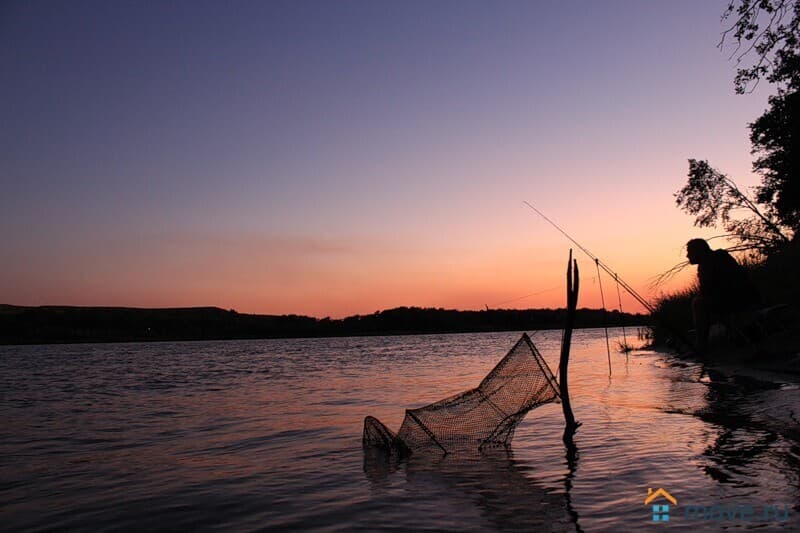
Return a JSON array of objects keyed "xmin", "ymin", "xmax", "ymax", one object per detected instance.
[{"xmin": 363, "ymin": 333, "xmax": 560, "ymax": 455}]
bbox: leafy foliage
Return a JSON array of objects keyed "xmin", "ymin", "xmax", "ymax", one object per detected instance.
[
  {"xmin": 675, "ymin": 159, "xmax": 791, "ymax": 254},
  {"xmin": 750, "ymin": 88, "xmax": 800, "ymax": 229},
  {"xmin": 673, "ymin": 2, "xmax": 799, "ymax": 255},
  {"xmin": 721, "ymin": 0, "xmax": 800, "ymax": 93}
]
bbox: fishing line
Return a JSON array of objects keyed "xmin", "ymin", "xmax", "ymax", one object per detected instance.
[
  {"xmin": 595, "ymin": 259, "xmax": 612, "ymax": 376},
  {"xmin": 615, "ymin": 273, "xmax": 629, "ymax": 353},
  {"xmin": 489, "ymin": 285, "xmax": 562, "ymax": 308},
  {"xmin": 523, "ymin": 201, "xmax": 656, "ymax": 313},
  {"xmin": 523, "ymin": 200, "xmax": 701, "ymax": 355}
]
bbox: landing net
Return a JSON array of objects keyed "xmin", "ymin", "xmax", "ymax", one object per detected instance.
[{"xmin": 363, "ymin": 333, "xmax": 560, "ymax": 455}]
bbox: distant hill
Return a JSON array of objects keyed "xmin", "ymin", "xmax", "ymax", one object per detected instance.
[{"xmin": 0, "ymin": 305, "xmax": 647, "ymax": 345}]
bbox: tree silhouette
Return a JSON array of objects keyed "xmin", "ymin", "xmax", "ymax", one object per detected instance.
[
  {"xmin": 750, "ymin": 88, "xmax": 800, "ymax": 231},
  {"xmin": 674, "ymin": 1, "xmax": 799, "ymax": 252},
  {"xmin": 720, "ymin": 0, "xmax": 799, "ymax": 94},
  {"xmin": 675, "ymin": 159, "xmax": 790, "ymax": 254}
]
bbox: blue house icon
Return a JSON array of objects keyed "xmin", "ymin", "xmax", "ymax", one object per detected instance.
[{"xmin": 652, "ymin": 503, "xmax": 670, "ymax": 522}]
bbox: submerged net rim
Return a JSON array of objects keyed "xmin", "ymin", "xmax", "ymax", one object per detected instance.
[{"xmin": 363, "ymin": 332, "xmax": 561, "ymax": 455}]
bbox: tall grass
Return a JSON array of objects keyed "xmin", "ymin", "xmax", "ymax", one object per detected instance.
[
  {"xmin": 648, "ymin": 284, "xmax": 698, "ymax": 347},
  {"xmin": 648, "ymin": 237, "xmax": 800, "ymax": 348}
]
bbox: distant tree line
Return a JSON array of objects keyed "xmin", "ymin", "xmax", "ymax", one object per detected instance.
[{"xmin": 0, "ymin": 305, "xmax": 646, "ymax": 345}]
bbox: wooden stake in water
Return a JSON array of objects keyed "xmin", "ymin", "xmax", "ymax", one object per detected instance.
[{"xmin": 560, "ymin": 249, "xmax": 580, "ymax": 445}]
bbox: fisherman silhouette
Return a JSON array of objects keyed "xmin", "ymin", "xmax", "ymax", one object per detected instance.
[{"xmin": 686, "ymin": 238, "xmax": 760, "ymax": 354}]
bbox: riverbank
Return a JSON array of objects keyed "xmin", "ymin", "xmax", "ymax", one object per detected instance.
[{"xmin": 0, "ymin": 304, "xmax": 645, "ymax": 345}]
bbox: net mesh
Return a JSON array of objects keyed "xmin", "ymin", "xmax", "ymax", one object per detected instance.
[{"xmin": 363, "ymin": 333, "xmax": 560, "ymax": 454}]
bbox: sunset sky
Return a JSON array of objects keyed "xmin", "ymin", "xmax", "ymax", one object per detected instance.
[{"xmin": 1, "ymin": 1, "xmax": 774, "ymax": 317}]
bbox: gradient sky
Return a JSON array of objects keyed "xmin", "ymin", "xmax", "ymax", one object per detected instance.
[{"xmin": 1, "ymin": 1, "xmax": 775, "ymax": 317}]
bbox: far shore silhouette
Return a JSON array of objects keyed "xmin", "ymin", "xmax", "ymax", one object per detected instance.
[{"xmin": 0, "ymin": 304, "xmax": 644, "ymax": 345}]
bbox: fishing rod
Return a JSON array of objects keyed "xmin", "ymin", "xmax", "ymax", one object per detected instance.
[{"xmin": 523, "ymin": 201, "xmax": 656, "ymax": 313}]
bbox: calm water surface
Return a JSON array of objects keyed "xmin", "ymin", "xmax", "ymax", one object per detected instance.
[{"xmin": 2, "ymin": 329, "xmax": 799, "ymax": 531}]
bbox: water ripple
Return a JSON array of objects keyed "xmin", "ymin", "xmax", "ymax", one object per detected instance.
[{"xmin": 1, "ymin": 330, "xmax": 798, "ymax": 530}]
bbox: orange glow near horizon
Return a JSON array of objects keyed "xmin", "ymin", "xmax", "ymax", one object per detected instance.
[
  {"xmin": 1, "ymin": 2, "xmax": 772, "ymax": 318},
  {"xmin": 2, "ymin": 205, "xmax": 708, "ymax": 318},
  {"xmin": 1, "ymin": 154, "xmax": 742, "ymax": 318}
]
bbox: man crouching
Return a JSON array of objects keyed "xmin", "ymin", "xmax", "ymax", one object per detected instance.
[{"xmin": 686, "ymin": 238, "xmax": 760, "ymax": 354}]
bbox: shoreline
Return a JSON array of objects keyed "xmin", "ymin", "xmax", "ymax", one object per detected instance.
[{"xmin": 0, "ymin": 304, "xmax": 647, "ymax": 346}]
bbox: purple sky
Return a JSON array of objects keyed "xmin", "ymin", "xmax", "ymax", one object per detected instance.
[{"xmin": 1, "ymin": 1, "xmax": 774, "ymax": 316}]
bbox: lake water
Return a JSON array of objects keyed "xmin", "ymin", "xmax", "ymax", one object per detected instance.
[{"xmin": 2, "ymin": 328, "xmax": 799, "ymax": 531}]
